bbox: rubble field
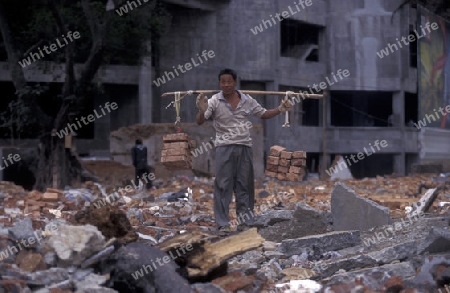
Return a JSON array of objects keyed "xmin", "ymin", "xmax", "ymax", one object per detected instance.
[{"xmin": 0, "ymin": 160, "xmax": 449, "ymax": 292}]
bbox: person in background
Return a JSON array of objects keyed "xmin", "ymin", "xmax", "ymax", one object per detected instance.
[{"xmin": 131, "ymin": 139, "xmax": 152, "ymax": 190}]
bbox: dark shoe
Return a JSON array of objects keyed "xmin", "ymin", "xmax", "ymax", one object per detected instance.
[
  {"xmin": 237, "ymin": 224, "xmax": 250, "ymax": 232},
  {"xmin": 218, "ymin": 226, "xmax": 231, "ymax": 233}
]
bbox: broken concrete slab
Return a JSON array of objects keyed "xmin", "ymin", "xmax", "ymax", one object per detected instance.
[
  {"xmin": 256, "ymin": 202, "xmax": 328, "ymax": 242},
  {"xmin": 312, "ymin": 254, "xmax": 376, "ymax": 279},
  {"xmin": 8, "ymin": 218, "xmax": 37, "ymax": 245},
  {"xmin": 418, "ymin": 226, "xmax": 450, "ymax": 254},
  {"xmin": 324, "ymin": 262, "xmax": 416, "ymax": 291},
  {"xmin": 250, "ymin": 210, "xmax": 293, "ymax": 228},
  {"xmin": 276, "ymin": 230, "xmax": 361, "ymax": 257},
  {"xmin": 331, "ymin": 182, "xmax": 391, "ymax": 231},
  {"xmin": 367, "ymin": 240, "xmax": 417, "ymax": 264},
  {"xmin": 409, "ymin": 188, "xmax": 438, "ymax": 218}
]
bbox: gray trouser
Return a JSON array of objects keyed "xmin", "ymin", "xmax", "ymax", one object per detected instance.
[{"xmin": 214, "ymin": 144, "xmax": 255, "ymax": 227}]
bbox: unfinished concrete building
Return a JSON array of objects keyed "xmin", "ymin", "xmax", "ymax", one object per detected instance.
[{"xmin": 0, "ymin": 0, "xmax": 448, "ymax": 182}]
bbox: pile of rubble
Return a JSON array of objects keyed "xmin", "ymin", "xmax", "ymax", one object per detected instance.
[{"xmin": 0, "ymin": 170, "xmax": 449, "ymax": 292}]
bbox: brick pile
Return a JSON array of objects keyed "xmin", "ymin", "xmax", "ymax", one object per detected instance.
[
  {"xmin": 265, "ymin": 145, "xmax": 307, "ymax": 181},
  {"xmin": 160, "ymin": 133, "xmax": 194, "ymax": 170}
]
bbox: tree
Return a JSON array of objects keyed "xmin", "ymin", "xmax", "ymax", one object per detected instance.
[{"xmin": 0, "ymin": 0, "xmax": 169, "ymax": 191}]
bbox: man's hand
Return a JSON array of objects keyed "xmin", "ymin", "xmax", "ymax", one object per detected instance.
[
  {"xmin": 278, "ymin": 98, "xmax": 292, "ymax": 112},
  {"xmin": 196, "ymin": 94, "xmax": 208, "ymax": 113}
]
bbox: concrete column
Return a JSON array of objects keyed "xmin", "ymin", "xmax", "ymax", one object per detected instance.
[
  {"xmin": 392, "ymin": 91, "xmax": 406, "ymax": 175},
  {"xmin": 139, "ymin": 56, "xmax": 153, "ymax": 124}
]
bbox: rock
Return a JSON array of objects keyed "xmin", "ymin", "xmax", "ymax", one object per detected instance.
[
  {"xmin": 46, "ymin": 224, "xmax": 105, "ymax": 267},
  {"xmin": 437, "ymin": 267, "xmax": 450, "ymax": 287},
  {"xmin": 382, "ymin": 276, "xmax": 405, "ymax": 293},
  {"xmin": 313, "ymin": 254, "xmax": 376, "ymax": 279},
  {"xmin": 250, "ymin": 210, "xmax": 294, "ymax": 228},
  {"xmin": 324, "ymin": 262, "xmax": 416, "ymax": 291},
  {"xmin": 257, "ymin": 202, "xmax": 328, "ymax": 242},
  {"xmin": 281, "ymin": 267, "xmax": 316, "ymax": 280},
  {"xmin": 75, "ymin": 288, "xmax": 119, "ymax": 293},
  {"xmin": 241, "ymin": 250, "xmax": 266, "ymax": 265},
  {"xmin": 368, "ymin": 241, "xmax": 417, "ymax": 264},
  {"xmin": 74, "ymin": 204, "xmax": 138, "ymax": 244},
  {"xmin": 262, "ymin": 241, "xmax": 278, "ymax": 252},
  {"xmin": 191, "ymin": 283, "xmax": 226, "ymax": 293},
  {"xmin": 98, "ymin": 242, "xmax": 191, "ymax": 293},
  {"xmin": 18, "ymin": 252, "xmax": 46, "ymax": 272},
  {"xmin": 26, "ymin": 268, "xmax": 70, "ymax": 286},
  {"xmin": 73, "ymin": 273, "xmax": 108, "ymax": 291},
  {"xmin": 8, "ymin": 218, "xmax": 37, "ymax": 245},
  {"xmin": 276, "ymin": 230, "xmax": 361, "ymax": 257},
  {"xmin": 211, "ymin": 270, "xmax": 255, "ymax": 292},
  {"xmin": 331, "ymin": 182, "xmax": 391, "ymax": 231},
  {"xmin": 418, "ymin": 226, "xmax": 450, "ymax": 254}
]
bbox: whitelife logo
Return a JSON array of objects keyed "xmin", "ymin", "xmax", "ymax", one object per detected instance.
[
  {"xmin": 55, "ymin": 102, "xmax": 118, "ymax": 138},
  {"xmin": 250, "ymin": 0, "xmax": 313, "ymax": 35},
  {"xmin": 152, "ymin": 50, "xmax": 215, "ymax": 87},
  {"xmin": 376, "ymin": 21, "xmax": 439, "ymax": 59},
  {"xmin": 18, "ymin": 31, "xmax": 81, "ymax": 68}
]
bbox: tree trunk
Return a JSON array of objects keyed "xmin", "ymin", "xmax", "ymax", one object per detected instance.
[{"xmin": 0, "ymin": 0, "xmax": 110, "ymax": 191}]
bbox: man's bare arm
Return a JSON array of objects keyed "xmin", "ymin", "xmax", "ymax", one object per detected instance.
[
  {"xmin": 196, "ymin": 111, "xmax": 206, "ymax": 125},
  {"xmin": 261, "ymin": 108, "xmax": 281, "ymax": 119}
]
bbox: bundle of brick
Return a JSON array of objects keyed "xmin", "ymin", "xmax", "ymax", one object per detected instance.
[
  {"xmin": 265, "ymin": 145, "xmax": 306, "ymax": 181},
  {"xmin": 161, "ymin": 133, "xmax": 194, "ymax": 170}
]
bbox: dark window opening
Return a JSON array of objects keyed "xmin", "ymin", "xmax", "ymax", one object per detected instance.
[
  {"xmin": 409, "ymin": 27, "xmax": 417, "ymax": 68},
  {"xmin": 330, "ymin": 91, "xmax": 392, "ymax": 127},
  {"xmin": 405, "ymin": 92, "xmax": 418, "ymax": 127},
  {"xmin": 279, "ymin": 85, "xmax": 320, "ymax": 126},
  {"xmin": 280, "ymin": 19, "xmax": 321, "ymax": 61},
  {"xmin": 331, "ymin": 153, "xmax": 394, "ymax": 178}
]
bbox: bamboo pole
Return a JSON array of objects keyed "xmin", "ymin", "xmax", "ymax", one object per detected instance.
[{"xmin": 161, "ymin": 90, "xmax": 324, "ymax": 99}]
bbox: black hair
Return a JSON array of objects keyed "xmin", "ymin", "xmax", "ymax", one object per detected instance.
[
  {"xmin": 218, "ymin": 68, "xmax": 237, "ymax": 81},
  {"xmin": 136, "ymin": 139, "xmax": 142, "ymax": 144}
]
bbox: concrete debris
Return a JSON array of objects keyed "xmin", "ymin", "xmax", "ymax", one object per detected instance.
[
  {"xmin": 276, "ymin": 230, "xmax": 361, "ymax": 257},
  {"xmin": 0, "ymin": 168, "xmax": 449, "ymax": 292},
  {"xmin": 418, "ymin": 226, "xmax": 450, "ymax": 254},
  {"xmin": 331, "ymin": 182, "xmax": 392, "ymax": 231}
]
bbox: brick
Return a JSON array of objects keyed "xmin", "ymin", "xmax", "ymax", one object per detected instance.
[
  {"xmin": 163, "ymin": 133, "xmax": 188, "ymax": 142},
  {"xmin": 161, "ymin": 148, "xmax": 190, "ymax": 157},
  {"xmin": 163, "ymin": 142, "xmax": 189, "ymax": 150},
  {"xmin": 280, "ymin": 151, "xmax": 293, "ymax": 159},
  {"xmin": 265, "ymin": 171, "xmax": 277, "ymax": 178},
  {"xmin": 289, "ymin": 166, "xmax": 301, "ymax": 174},
  {"xmin": 45, "ymin": 188, "xmax": 64, "ymax": 195},
  {"xmin": 279, "ymin": 158, "xmax": 291, "ymax": 167},
  {"xmin": 277, "ymin": 166, "xmax": 289, "ymax": 173},
  {"xmin": 286, "ymin": 173, "xmax": 300, "ymax": 181},
  {"xmin": 276, "ymin": 173, "xmax": 287, "ymax": 181},
  {"xmin": 265, "ymin": 164, "xmax": 278, "ymax": 172},
  {"xmin": 291, "ymin": 158, "xmax": 306, "ymax": 166},
  {"xmin": 269, "ymin": 145, "xmax": 286, "ymax": 157},
  {"xmin": 42, "ymin": 192, "xmax": 59, "ymax": 202},
  {"xmin": 292, "ymin": 151, "xmax": 307, "ymax": 159},
  {"xmin": 266, "ymin": 156, "xmax": 279, "ymax": 165},
  {"xmin": 189, "ymin": 140, "xmax": 196, "ymax": 148}
]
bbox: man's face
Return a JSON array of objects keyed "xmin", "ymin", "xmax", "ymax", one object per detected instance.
[{"xmin": 219, "ymin": 74, "xmax": 236, "ymax": 96}]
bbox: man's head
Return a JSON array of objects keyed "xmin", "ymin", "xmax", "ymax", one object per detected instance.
[
  {"xmin": 135, "ymin": 139, "xmax": 142, "ymax": 145},
  {"xmin": 218, "ymin": 68, "xmax": 237, "ymax": 96}
]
